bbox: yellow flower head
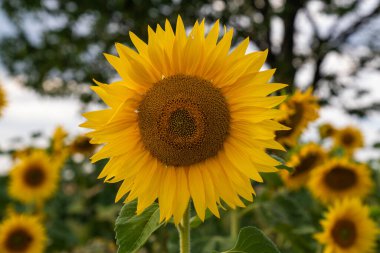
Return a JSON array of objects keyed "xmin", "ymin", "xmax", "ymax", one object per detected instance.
[
  {"xmin": 70, "ymin": 135, "xmax": 96, "ymax": 155},
  {"xmin": 52, "ymin": 125, "xmax": 67, "ymax": 153},
  {"xmin": 51, "ymin": 125, "xmax": 69, "ymax": 170},
  {"xmin": 0, "ymin": 84, "xmax": 7, "ymax": 117},
  {"xmin": 308, "ymin": 159, "xmax": 373, "ymax": 203},
  {"xmin": 319, "ymin": 123, "xmax": 336, "ymax": 139},
  {"xmin": 9, "ymin": 151, "xmax": 59, "ymax": 204},
  {"xmin": 281, "ymin": 143, "xmax": 327, "ymax": 189},
  {"xmin": 0, "ymin": 214, "xmax": 46, "ymax": 253},
  {"xmin": 315, "ymin": 198, "xmax": 378, "ymax": 253},
  {"xmin": 81, "ymin": 17, "xmax": 288, "ymax": 223},
  {"xmin": 333, "ymin": 126, "xmax": 363, "ymax": 155},
  {"xmin": 276, "ymin": 88, "xmax": 319, "ymax": 147}
]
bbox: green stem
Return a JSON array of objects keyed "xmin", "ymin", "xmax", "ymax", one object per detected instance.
[
  {"xmin": 230, "ymin": 209, "xmax": 239, "ymax": 241},
  {"xmin": 177, "ymin": 203, "xmax": 191, "ymax": 253}
]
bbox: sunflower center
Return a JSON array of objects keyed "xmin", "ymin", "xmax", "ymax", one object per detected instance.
[
  {"xmin": 290, "ymin": 152, "xmax": 320, "ymax": 177},
  {"xmin": 24, "ymin": 166, "xmax": 46, "ymax": 187},
  {"xmin": 341, "ymin": 133, "xmax": 354, "ymax": 146},
  {"xmin": 138, "ymin": 74, "xmax": 230, "ymax": 167},
  {"xmin": 331, "ymin": 219, "xmax": 357, "ymax": 248},
  {"xmin": 5, "ymin": 228, "xmax": 33, "ymax": 252},
  {"xmin": 277, "ymin": 101, "xmax": 304, "ymax": 139},
  {"xmin": 73, "ymin": 137, "xmax": 94, "ymax": 153},
  {"xmin": 324, "ymin": 166, "xmax": 357, "ymax": 191}
]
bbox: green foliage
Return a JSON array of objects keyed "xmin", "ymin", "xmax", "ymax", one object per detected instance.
[
  {"xmin": 223, "ymin": 227, "xmax": 280, "ymax": 253},
  {"xmin": 115, "ymin": 201, "xmax": 163, "ymax": 253}
]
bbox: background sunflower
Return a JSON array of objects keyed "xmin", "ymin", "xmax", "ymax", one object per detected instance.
[
  {"xmin": 0, "ymin": 84, "xmax": 7, "ymax": 117},
  {"xmin": 282, "ymin": 143, "xmax": 327, "ymax": 189},
  {"xmin": 8, "ymin": 151, "xmax": 59, "ymax": 204},
  {"xmin": 308, "ymin": 159, "xmax": 373, "ymax": 203},
  {"xmin": 276, "ymin": 88, "xmax": 319, "ymax": 147},
  {"xmin": 315, "ymin": 198, "xmax": 377, "ymax": 253},
  {"xmin": 0, "ymin": 214, "xmax": 46, "ymax": 253},
  {"xmin": 70, "ymin": 135, "xmax": 96, "ymax": 155},
  {"xmin": 319, "ymin": 123, "xmax": 336, "ymax": 139},
  {"xmin": 333, "ymin": 126, "xmax": 364, "ymax": 155}
]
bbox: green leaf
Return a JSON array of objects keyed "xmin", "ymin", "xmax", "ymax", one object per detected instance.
[
  {"xmin": 115, "ymin": 201, "xmax": 163, "ymax": 253},
  {"xmin": 270, "ymin": 153, "xmax": 286, "ymax": 164},
  {"xmin": 276, "ymin": 164, "xmax": 294, "ymax": 173},
  {"xmin": 223, "ymin": 227, "xmax": 281, "ymax": 253},
  {"xmin": 270, "ymin": 153, "xmax": 294, "ymax": 173}
]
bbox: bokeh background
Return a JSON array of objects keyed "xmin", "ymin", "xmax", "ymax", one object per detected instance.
[{"xmin": 0, "ymin": 0, "xmax": 380, "ymax": 252}]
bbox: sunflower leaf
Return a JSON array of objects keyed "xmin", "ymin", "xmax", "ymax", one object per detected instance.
[
  {"xmin": 115, "ymin": 201, "xmax": 163, "ymax": 253},
  {"xmin": 270, "ymin": 153, "xmax": 294, "ymax": 173},
  {"xmin": 276, "ymin": 164, "xmax": 294, "ymax": 173},
  {"xmin": 222, "ymin": 227, "xmax": 281, "ymax": 253}
]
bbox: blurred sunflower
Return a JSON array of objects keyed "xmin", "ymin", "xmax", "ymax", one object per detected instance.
[
  {"xmin": 70, "ymin": 135, "xmax": 96, "ymax": 155},
  {"xmin": 319, "ymin": 123, "xmax": 335, "ymax": 139},
  {"xmin": 81, "ymin": 17, "xmax": 288, "ymax": 223},
  {"xmin": 52, "ymin": 125, "xmax": 67, "ymax": 154},
  {"xmin": 281, "ymin": 143, "xmax": 327, "ymax": 189},
  {"xmin": 9, "ymin": 151, "xmax": 59, "ymax": 204},
  {"xmin": 308, "ymin": 159, "xmax": 372, "ymax": 203},
  {"xmin": 11, "ymin": 147, "xmax": 36, "ymax": 161},
  {"xmin": 0, "ymin": 214, "xmax": 46, "ymax": 253},
  {"xmin": 315, "ymin": 198, "xmax": 377, "ymax": 253},
  {"xmin": 333, "ymin": 126, "xmax": 363, "ymax": 155},
  {"xmin": 276, "ymin": 88, "xmax": 319, "ymax": 147},
  {"xmin": 51, "ymin": 125, "xmax": 69, "ymax": 170},
  {"xmin": 0, "ymin": 84, "xmax": 7, "ymax": 117}
]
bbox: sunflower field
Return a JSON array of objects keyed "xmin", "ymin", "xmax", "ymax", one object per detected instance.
[{"xmin": 1, "ymin": 1, "xmax": 380, "ymax": 253}]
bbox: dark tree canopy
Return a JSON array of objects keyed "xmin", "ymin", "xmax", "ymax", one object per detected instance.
[{"xmin": 1, "ymin": 0, "xmax": 379, "ymax": 115}]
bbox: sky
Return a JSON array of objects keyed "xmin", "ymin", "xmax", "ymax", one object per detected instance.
[{"xmin": 0, "ymin": 1, "xmax": 380, "ymax": 173}]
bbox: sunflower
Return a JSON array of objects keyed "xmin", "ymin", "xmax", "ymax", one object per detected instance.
[
  {"xmin": 70, "ymin": 135, "xmax": 96, "ymax": 155},
  {"xmin": 9, "ymin": 151, "xmax": 59, "ymax": 204},
  {"xmin": 52, "ymin": 125, "xmax": 67, "ymax": 154},
  {"xmin": 0, "ymin": 214, "xmax": 46, "ymax": 253},
  {"xmin": 315, "ymin": 198, "xmax": 377, "ymax": 253},
  {"xmin": 81, "ymin": 17, "xmax": 288, "ymax": 223},
  {"xmin": 11, "ymin": 147, "xmax": 36, "ymax": 161},
  {"xmin": 276, "ymin": 88, "xmax": 319, "ymax": 147},
  {"xmin": 51, "ymin": 125, "xmax": 69, "ymax": 170},
  {"xmin": 319, "ymin": 123, "xmax": 335, "ymax": 139},
  {"xmin": 0, "ymin": 84, "xmax": 7, "ymax": 117},
  {"xmin": 333, "ymin": 126, "xmax": 363, "ymax": 155},
  {"xmin": 281, "ymin": 143, "xmax": 327, "ymax": 189},
  {"xmin": 308, "ymin": 159, "xmax": 373, "ymax": 203}
]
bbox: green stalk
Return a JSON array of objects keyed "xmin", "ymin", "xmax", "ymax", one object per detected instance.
[
  {"xmin": 230, "ymin": 209, "xmax": 239, "ymax": 241},
  {"xmin": 177, "ymin": 203, "xmax": 191, "ymax": 253}
]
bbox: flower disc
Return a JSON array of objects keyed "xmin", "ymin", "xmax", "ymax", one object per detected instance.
[
  {"xmin": 138, "ymin": 74, "xmax": 230, "ymax": 166},
  {"xmin": 82, "ymin": 16, "xmax": 288, "ymax": 223}
]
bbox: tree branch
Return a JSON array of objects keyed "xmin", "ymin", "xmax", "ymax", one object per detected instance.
[{"xmin": 329, "ymin": 3, "xmax": 380, "ymax": 49}]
